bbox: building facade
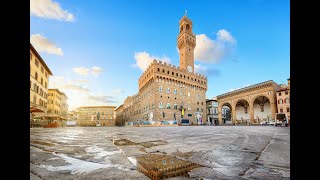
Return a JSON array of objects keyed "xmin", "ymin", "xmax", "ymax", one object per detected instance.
[
  {"xmin": 206, "ymin": 98, "xmax": 219, "ymax": 125},
  {"xmin": 276, "ymin": 78, "xmax": 290, "ymax": 124},
  {"xmin": 75, "ymin": 106, "xmax": 116, "ymax": 126},
  {"xmin": 122, "ymin": 14, "xmax": 207, "ymax": 125},
  {"xmin": 217, "ymin": 80, "xmax": 280, "ymax": 125},
  {"xmin": 30, "ymin": 43, "xmax": 53, "ymax": 115},
  {"xmin": 115, "ymin": 104, "xmax": 125, "ymax": 126},
  {"xmin": 44, "ymin": 89, "xmax": 68, "ymax": 127}
]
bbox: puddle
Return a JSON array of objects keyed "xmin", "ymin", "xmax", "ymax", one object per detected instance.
[
  {"xmin": 31, "ymin": 140, "xmax": 55, "ymax": 146},
  {"xmin": 135, "ymin": 154, "xmax": 202, "ymax": 180},
  {"xmin": 112, "ymin": 139, "xmax": 167, "ymax": 148}
]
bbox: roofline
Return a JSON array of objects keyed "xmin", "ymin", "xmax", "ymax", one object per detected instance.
[
  {"xmin": 276, "ymin": 88, "xmax": 289, "ymax": 92},
  {"xmin": 115, "ymin": 104, "xmax": 124, "ymax": 111},
  {"xmin": 48, "ymin": 88, "xmax": 63, "ymax": 95},
  {"xmin": 217, "ymin": 80, "xmax": 278, "ymax": 98},
  {"xmin": 30, "ymin": 43, "xmax": 53, "ymax": 75}
]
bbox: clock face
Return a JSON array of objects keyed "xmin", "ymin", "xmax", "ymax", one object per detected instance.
[{"xmin": 187, "ymin": 65, "xmax": 193, "ymax": 73}]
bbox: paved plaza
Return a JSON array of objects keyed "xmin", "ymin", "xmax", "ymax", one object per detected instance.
[{"xmin": 30, "ymin": 126, "xmax": 290, "ymax": 180}]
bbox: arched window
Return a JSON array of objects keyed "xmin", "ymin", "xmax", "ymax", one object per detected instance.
[
  {"xmin": 186, "ymin": 24, "xmax": 190, "ymax": 30},
  {"xmin": 162, "ymin": 112, "xmax": 165, "ymax": 118},
  {"xmin": 166, "ymin": 103, "xmax": 171, "ymax": 109},
  {"xmin": 278, "ymin": 99, "xmax": 283, "ymax": 104},
  {"xmin": 174, "ymin": 104, "xmax": 178, "ymax": 109},
  {"xmin": 166, "ymin": 88, "xmax": 170, "ymax": 93},
  {"xmin": 162, "ymin": 69, "xmax": 165, "ymax": 73},
  {"xmin": 35, "ymin": 72, "xmax": 38, "ymax": 80},
  {"xmin": 159, "ymin": 102, "xmax": 163, "ymax": 108},
  {"xmin": 159, "ymin": 86, "xmax": 163, "ymax": 92},
  {"xmin": 173, "ymin": 89, "xmax": 177, "ymax": 94},
  {"xmin": 158, "ymin": 68, "xmax": 160, "ymax": 72}
]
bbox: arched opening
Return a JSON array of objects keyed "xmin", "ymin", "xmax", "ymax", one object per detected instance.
[
  {"xmin": 235, "ymin": 99, "xmax": 250, "ymax": 123},
  {"xmin": 221, "ymin": 103, "xmax": 232, "ymax": 124},
  {"xmin": 253, "ymin": 96, "xmax": 271, "ymax": 123}
]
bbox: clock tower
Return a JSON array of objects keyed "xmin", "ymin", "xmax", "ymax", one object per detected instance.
[{"xmin": 177, "ymin": 13, "xmax": 196, "ymax": 73}]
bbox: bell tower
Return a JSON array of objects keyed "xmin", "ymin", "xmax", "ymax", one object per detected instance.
[{"xmin": 177, "ymin": 12, "xmax": 196, "ymax": 73}]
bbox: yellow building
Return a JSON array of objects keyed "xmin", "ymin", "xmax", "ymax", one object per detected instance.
[
  {"xmin": 44, "ymin": 89, "xmax": 68, "ymax": 127},
  {"xmin": 75, "ymin": 106, "xmax": 116, "ymax": 126},
  {"xmin": 30, "ymin": 43, "xmax": 53, "ymax": 127},
  {"xmin": 115, "ymin": 104, "xmax": 125, "ymax": 126}
]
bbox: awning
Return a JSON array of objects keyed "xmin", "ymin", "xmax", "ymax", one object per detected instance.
[{"xmin": 30, "ymin": 107, "xmax": 45, "ymax": 113}]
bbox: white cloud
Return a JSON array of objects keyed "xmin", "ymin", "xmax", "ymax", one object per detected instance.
[
  {"xmin": 73, "ymin": 67, "xmax": 90, "ymax": 76},
  {"xmin": 91, "ymin": 66, "xmax": 104, "ymax": 77},
  {"xmin": 62, "ymin": 84, "xmax": 90, "ymax": 93},
  {"xmin": 217, "ymin": 29, "xmax": 236, "ymax": 44},
  {"xmin": 194, "ymin": 64, "xmax": 207, "ymax": 75},
  {"xmin": 73, "ymin": 66, "xmax": 104, "ymax": 77},
  {"xmin": 194, "ymin": 29, "xmax": 236, "ymax": 63},
  {"xmin": 31, "ymin": 34, "xmax": 63, "ymax": 56},
  {"xmin": 71, "ymin": 79, "xmax": 89, "ymax": 83},
  {"xmin": 30, "ymin": 0, "xmax": 74, "ymax": 22},
  {"xmin": 134, "ymin": 52, "xmax": 171, "ymax": 71}
]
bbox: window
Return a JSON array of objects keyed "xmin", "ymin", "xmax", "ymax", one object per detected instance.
[
  {"xmin": 163, "ymin": 112, "xmax": 165, "ymax": 118},
  {"xmin": 173, "ymin": 89, "xmax": 177, "ymax": 94},
  {"xmin": 35, "ymin": 72, "xmax": 38, "ymax": 80},
  {"xmin": 41, "ymin": 67, "xmax": 44, "ymax": 73},
  {"xmin": 35, "ymin": 59, "xmax": 39, "ymax": 67},
  {"xmin": 167, "ymin": 71, "xmax": 169, "ymax": 74},
  {"xmin": 162, "ymin": 69, "xmax": 165, "ymax": 73},
  {"xmin": 166, "ymin": 88, "xmax": 170, "ymax": 93},
  {"xmin": 45, "ymin": 72, "xmax": 48, "ymax": 78},
  {"xmin": 201, "ymin": 102, "xmax": 203, "ymax": 105},
  {"xmin": 33, "ymin": 95, "xmax": 36, "ymax": 103},
  {"xmin": 188, "ymin": 92, "xmax": 190, "ymax": 97},
  {"xmin": 287, "ymin": 107, "xmax": 290, "ymax": 112},
  {"xmin": 174, "ymin": 104, "xmax": 178, "ymax": 109},
  {"xmin": 41, "ymin": 78, "xmax": 43, "ymax": 85},
  {"xmin": 45, "ymin": 82, "xmax": 47, "ymax": 89},
  {"xmin": 33, "ymin": 84, "xmax": 37, "ymax": 91},
  {"xmin": 157, "ymin": 68, "xmax": 160, "ymax": 72},
  {"xmin": 278, "ymin": 99, "xmax": 283, "ymax": 104},
  {"xmin": 172, "ymin": 72, "xmax": 174, "ymax": 75},
  {"xmin": 166, "ymin": 103, "xmax": 171, "ymax": 109},
  {"xmin": 159, "ymin": 102, "xmax": 163, "ymax": 108},
  {"xmin": 197, "ymin": 102, "xmax": 199, "ymax": 105},
  {"xmin": 162, "ymin": 160, "xmax": 166, "ymax": 165},
  {"xmin": 201, "ymin": 108, "xmax": 203, "ymax": 112},
  {"xmin": 159, "ymin": 86, "xmax": 163, "ymax": 92},
  {"xmin": 197, "ymin": 108, "xmax": 199, "ymax": 112},
  {"xmin": 285, "ymin": 91, "xmax": 288, "ymax": 95},
  {"xmin": 279, "ymin": 92, "xmax": 282, "ymax": 96}
]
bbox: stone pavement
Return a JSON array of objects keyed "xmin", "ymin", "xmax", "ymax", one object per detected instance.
[{"xmin": 30, "ymin": 126, "xmax": 290, "ymax": 179}]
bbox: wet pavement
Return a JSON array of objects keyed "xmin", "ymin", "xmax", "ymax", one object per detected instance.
[{"xmin": 30, "ymin": 126, "xmax": 290, "ymax": 180}]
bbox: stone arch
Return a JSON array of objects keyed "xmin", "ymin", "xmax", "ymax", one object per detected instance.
[
  {"xmin": 219, "ymin": 102, "xmax": 232, "ymax": 124},
  {"xmin": 235, "ymin": 99, "xmax": 250, "ymax": 122},
  {"xmin": 252, "ymin": 96, "xmax": 271, "ymax": 123}
]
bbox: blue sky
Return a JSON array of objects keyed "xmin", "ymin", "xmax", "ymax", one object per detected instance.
[{"xmin": 30, "ymin": 0, "xmax": 290, "ymax": 110}]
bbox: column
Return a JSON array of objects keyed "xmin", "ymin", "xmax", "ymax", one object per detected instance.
[
  {"xmin": 218, "ymin": 108, "xmax": 222, "ymax": 125},
  {"xmin": 249, "ymin": 104, "xmax": 254, "ymax": 124}
]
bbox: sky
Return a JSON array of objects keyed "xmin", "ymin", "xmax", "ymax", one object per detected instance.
[{"xmin": 30, "ymin": 0, "xmax": 290, "ymax": 111}]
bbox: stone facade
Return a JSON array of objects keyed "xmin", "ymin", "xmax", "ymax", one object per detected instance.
[
  {"xmin": 206, "ymin": 99, "xmax": 219, "ymax": 125},
  {"xmin": 115, "ymin": 104, "xmax": 125, "ymax": 126},
  {"xmin": 122, "ymin": 15, "xmax": 207, "ymax": 125},
  {"xmin": 217, "ymin": 80, "xmax": 280, "ymax": 125},
  {"xmin": 75, "ymin": 106, "xmax": 116, "ymax": 126},
  {"xmin": 276, "ymin": 78, "xmax": 290, "ymax": 124}
]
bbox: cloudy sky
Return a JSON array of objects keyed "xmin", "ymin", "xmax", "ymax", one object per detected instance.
[{"xmin": 30, "ymin": 0, "xmax": 290, "ymax": 111}]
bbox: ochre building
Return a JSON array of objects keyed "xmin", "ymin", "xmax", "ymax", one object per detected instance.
[
  {"xmin": 75, "ymin": 106, "xmax": 116, "ymax": 126},
  {"xmin": 30, "ymin": 43, "xmax": 53, "ymax": 115},
  {"xmin": 122, "ymin": 14, "xmax": 207, "ymax": 125},
  {"xmin": 44, "ymin": 89, "xmax": 69, "ymax": 127}
]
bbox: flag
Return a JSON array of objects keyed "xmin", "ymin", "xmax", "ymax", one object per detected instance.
[{"xmin": 182, "ymin": 108, "xmax": 184, "ymax": 116}]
